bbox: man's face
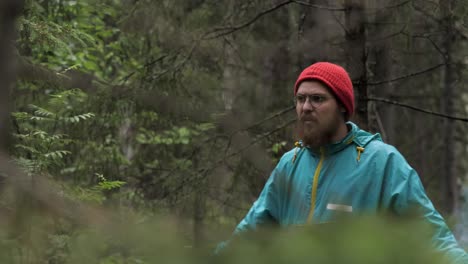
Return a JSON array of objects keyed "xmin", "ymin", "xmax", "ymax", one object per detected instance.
[{"xmin": 295, "ymin": 81, "xmax": 345, "ymax": 148}]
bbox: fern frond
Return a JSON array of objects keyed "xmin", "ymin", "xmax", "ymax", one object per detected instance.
[
  {"xmin": 11, "ymin": 112, "xmax": 31, "ymax": 120},
  {"xmin": 14, "ymin": 157, "xmax": 39, "ymax": 174},
  {"xmin": 49, "ymin": 89, "xmax": 86, "ymax": 108},
  {"xmin": 22, "ymin": 19, "xmax": 95, "ymax": 55},
  {"xmin": 13, "ymin": 133, "xmax": 31, "ymax": 139},
  {"xmin": 48, "ymin": 134, "xmax": 67, "ymax": 140},
  {"xmin": 30, "ymin": 104, "xmax": 56, "ymax": 118},
  {"xmin": 61, "ymin": 113, "xmax": 95, "ymax": 123},
  {"xmin": 44, "ymin": 150, "xmax": 72, "ymax": 160},
  {"xmin": 15, "ymin": 144, "xmax": 40, "ymax": 154},
  {"xmin": 97, "ymin": 180, "xmax": 126, "ymax": 191},
  {"xmin": 32, "ymin": 130, "xmax": 48, "ymax": 139},
  {"xmin": 30, "ymin": 116, "xmax": 54, "ymax": 121}
]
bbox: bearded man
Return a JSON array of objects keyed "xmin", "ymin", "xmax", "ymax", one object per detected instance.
[{"xmin": 217, "ymin": 62, "xmax": 467, "ymax": 263}]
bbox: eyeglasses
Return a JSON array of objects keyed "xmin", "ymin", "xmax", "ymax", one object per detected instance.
[{"xmin": 294, "ymin": 94, "xmax": 329, "ymax": 108}]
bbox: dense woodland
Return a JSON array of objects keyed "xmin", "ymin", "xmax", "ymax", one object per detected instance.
[{"xmin": 1, "ymin": 0, "xmax": 468, "ymax": 263}]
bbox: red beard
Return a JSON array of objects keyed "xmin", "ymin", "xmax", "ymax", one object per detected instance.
[
  {"xmin": 297, "ymin": 114, "xmax": 342, "ymax": 148},
  {"xmin": 297, "ymin": 119, "xmax": 325, "ymax": 148}
]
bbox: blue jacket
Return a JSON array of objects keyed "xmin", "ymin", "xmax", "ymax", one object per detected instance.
[{"xmin": 230, "ymin": 122, "xmax": 467, "ymax": 262}]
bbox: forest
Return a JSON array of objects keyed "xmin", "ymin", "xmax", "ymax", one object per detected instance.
[{"xmin": 0, "ymin": 0, "xmax": 468, "ymax": 263}]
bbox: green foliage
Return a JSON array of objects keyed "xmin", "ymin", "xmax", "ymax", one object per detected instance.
[
  {"xmin": 271, "ymin": 141, "xmax": 287, "ymax": 154},
  {"xmin": 19, "ymin": 17, "xmax": 95, "ymax": 55},
  {"xmin": 217, "ymin": 217, "xmax": 449, "ymax": 264},
  {"xmin": 9, "ymin": 0, "xmax": 468, "ymax": 262},
  {"xmin": 13, "ymin": 0, "xmax": 224, "ymax": 218},
  {"xmin": 0, "ymin": 208, "xmax": 452, "ymax": 263},
  {"xmin": 12, "ymin": 89, "xmax": 94, "ymax": 175},
  {"xmin": 137, "ymin": 126, "xmax": 206, "ymax": 145},
  {"xmin": 96, "ymin": 173, "xmax": 126, "ymax": 191}
]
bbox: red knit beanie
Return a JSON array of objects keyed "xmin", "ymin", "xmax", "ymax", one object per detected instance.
[{"xmin": 294, "ymin": 62, "xmax": 354, "ymax": 117}]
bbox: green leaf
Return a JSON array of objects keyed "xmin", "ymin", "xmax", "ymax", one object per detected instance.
[
  {"xmin": 97, "ymin": 180, "xmax": 126, "ymax": 191},
  {"xmin": 196, "ymin": 122, "xmax": 215, "ymax": 131},
  {"xmin": 11, "ymin": 112, "xmax": 30, "ymax": 120},
  {"xmin": 44, "ymin": 150, "xmax": 72, "ymax": 160},
  {"xmin": 15, "ymin": 144, "xmax": 40, "ymax": 154}
]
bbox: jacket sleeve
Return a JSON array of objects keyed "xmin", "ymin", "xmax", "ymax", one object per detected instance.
[
  {"xmin": 233, "ymin": 166, "xmax": 279, "ymax": 233},
  {"xmin": 388, "ymin": 153, "xmax": 468, "ymax": 263},
  {"xmin": 214, "ymin": 166, "xmax": 280, "ymax": 254}
]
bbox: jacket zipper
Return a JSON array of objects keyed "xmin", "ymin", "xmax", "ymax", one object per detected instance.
[{"xmin": 307, "ymin": 147, "xmax": 325, "ymax": 223}]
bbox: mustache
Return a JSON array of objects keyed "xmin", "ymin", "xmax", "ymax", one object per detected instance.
[{"xmin": 300, "ymin": 114, "xmax": 316, "ymax": 122}]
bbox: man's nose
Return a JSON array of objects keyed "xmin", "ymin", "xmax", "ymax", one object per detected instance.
[{"xmin": 302, "ymin": 99, "xmax": 315, "ymax": 111}]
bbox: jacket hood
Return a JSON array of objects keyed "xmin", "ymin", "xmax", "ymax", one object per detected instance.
[{"xmin": 349, "ymin": 122, "xmax": 382, "ymax": 148}]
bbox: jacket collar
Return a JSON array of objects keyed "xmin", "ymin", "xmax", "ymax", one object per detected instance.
[{"xmin": 301, "ymin": 122, "xmax": 382, "ymax": 156}]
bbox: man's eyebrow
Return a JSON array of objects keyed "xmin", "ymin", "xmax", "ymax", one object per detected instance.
[{"xmin": 296, "ymin": 93, "xmax": 328, "ymax": 96}]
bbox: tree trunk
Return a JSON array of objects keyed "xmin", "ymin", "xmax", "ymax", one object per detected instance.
[
  {"xmin": 368, "ymin": 0, "xmax": 395, "ymax": 139},
  {"xmin": 192, "ymin": 189, "xmax": 205, "ymax": 248},
  {"xmin": 221, "ymin": 0, "xmax": 237, "ymax": 112},
  {"xmin": 439, "ymin": 0, "xmax": 458, "ymax": 215},
  {"xmin": 0, "ymin": 0, "xmax": 24, "ymax": 151},
  {"xmin": 344, "ymin": 0, "xmax": 368, "ymax": 130}
]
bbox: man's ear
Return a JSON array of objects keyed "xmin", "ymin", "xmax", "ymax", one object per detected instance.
[
  {"xmin": 339, "ymin": 105, "xmax": 348, "ymax": 121},
  {"xmin": 339, "ymin": 105, "xmax": 346, "ymax": 113}
]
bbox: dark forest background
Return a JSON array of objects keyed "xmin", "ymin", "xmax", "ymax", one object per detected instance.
[{"xmin": 0, "ymin": 0, "xmax": 467, "ymax": 263}]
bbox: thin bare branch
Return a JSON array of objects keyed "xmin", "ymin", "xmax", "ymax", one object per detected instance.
[
  {"xmin": 411, "ymin": 0, "xmax": 441, "ymax": 24},
  {"xmin": 331, "ymin": 6, "xmax": 349, "ymax": 35},
  {"xmin": 203, "ymin": 0, "xmax": 411, "ymax": 41},
  {"xmin": 363, "ymin": 0, "xmax": 412, "ymax": 14},
  {"xmin": 146, "ymin": 42, "xmax": 198, "ymax": 81},
  {"xmin": 197, "ymin": 105, "xmax": 295, "ymax": 149},
  {"xmin": 365, "ymin": 63, "xmax": 445, "ymax": 86},
  {"xmin": 238, "ymin": 106, "xmax": 295, "ymax": 133},
  {"xmin": 291, "ymin": 0, "xmax": 347, "ymax": 11},
  {"xmin": 202, "ymin": 0, "xmax": 295, "ymax": 40},
  {"xmin": 223, "ymin": 118, "xmax": 296, "ymax": 161},
  {"xmin": 366, "ymin": 97, "xmax": 468, "ymax": 122},
  {"xmin": 118, "ymin": 54, "xmax": 169, "ymax": 85},
  {"xmin": 367, "ymin": 25, "xmax": 406, "ymax": 43},
  {"xmin": 379, "ymin": 0, "xmax": 411, "ymax": 9},
  {"xmin": 424, "ymin": 36, "xmax": 446, "ymax": 58},
  {"xmin": 163, "ymin": 118, "xmax": 296, "ymax": 199},
  {"xmin": 400, "ymin": 31, "xmax": 446, "ymax": 59}
]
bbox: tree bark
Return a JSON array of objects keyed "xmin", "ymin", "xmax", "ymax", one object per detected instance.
[
  {"xmin": 0, "ymin": 0, "xmax": 24, "ymax": 151},
  {"xmin": 192, "ymin": 189, "xmax": 205, "ymax": 247},
  {"xmin": 439, "ymin": 0, "xmax": 458, "ymax": 215},
  {"xmin": 368, "ymin": 0, "xmax": 395, "ymax": 139},
  {"xmin": 344, "ymin": 0, "xmax": 368, "ymax": 130}
]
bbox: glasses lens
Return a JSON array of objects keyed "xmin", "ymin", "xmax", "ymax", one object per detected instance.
[{"xmin": 295, "ymin": 95, "xmax": 326, "ymax": 107}]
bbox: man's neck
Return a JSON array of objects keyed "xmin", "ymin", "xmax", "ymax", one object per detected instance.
[{"xmin": 330, "ymin": 122, "xmax": 349, "ymax": 143}]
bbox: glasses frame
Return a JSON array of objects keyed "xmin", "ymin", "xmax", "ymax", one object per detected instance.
[{"xmin": 294, "ymin": 94, "xmax": 329, "ymax": 108}]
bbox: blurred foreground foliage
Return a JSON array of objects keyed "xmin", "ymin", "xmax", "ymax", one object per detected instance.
[
  {"xmin": 218, "ymin": 217, "xmax": 450, "ymax": 264},
  {"xmin": 0, "ymin": 197, "xmax": 451, "ymax": 264}
]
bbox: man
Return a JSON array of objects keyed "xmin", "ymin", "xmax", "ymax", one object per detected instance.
[{"xmin": 218, "ymin": 62, "xmax": 468, "ymax": 262}]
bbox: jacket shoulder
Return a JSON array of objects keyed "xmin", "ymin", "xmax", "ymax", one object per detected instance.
[
  {"xmin": 365, "ymin": 140, "xmax": 399, "ymax": 155},
  {"xmin": 364, "ymin": 139, "xmax": 413, "ymax": 174},
  {"xmin": 280, "ymin": 147, "xmax": 299, "ymax": 161},
  {"xmin": 274, "ymin": 147, "xmax": 301, "ymax": 171}
]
